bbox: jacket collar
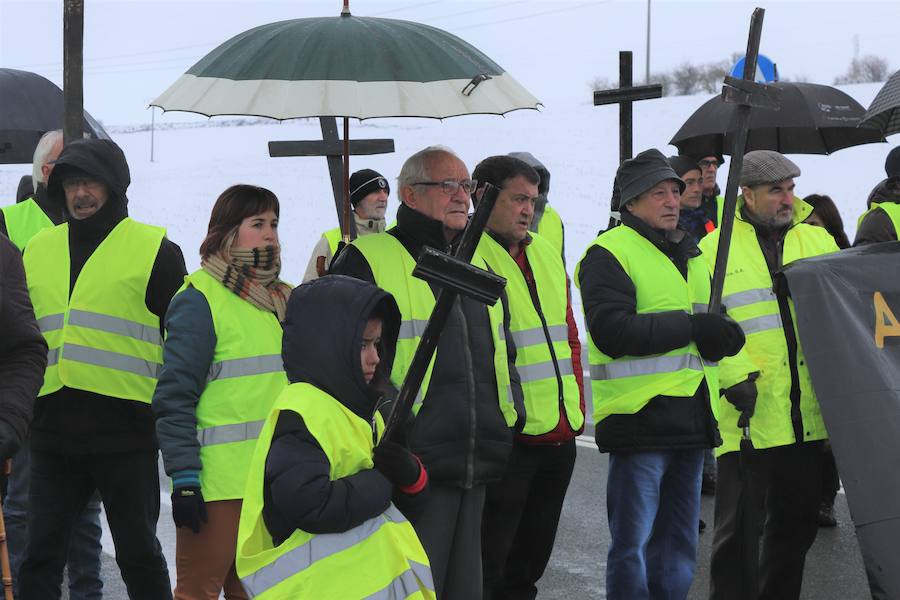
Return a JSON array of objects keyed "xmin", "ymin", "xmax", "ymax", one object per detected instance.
[
  {"xmin": 621, "ymin": 210, "xmax": 699, "ymax": 258},
  {"xmin": 395, "ymin": 202, "xmax": 460, "ymax": 252}
]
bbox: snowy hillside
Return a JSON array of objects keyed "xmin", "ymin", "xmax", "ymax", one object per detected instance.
[{"xmin": 1, "ymin": 82, "xmax": 892, "ymax": 312}]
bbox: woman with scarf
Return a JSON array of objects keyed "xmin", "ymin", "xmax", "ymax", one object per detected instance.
[{"xmin": 153, "ymin": 184, "xmax": 292, "ymax": 599}]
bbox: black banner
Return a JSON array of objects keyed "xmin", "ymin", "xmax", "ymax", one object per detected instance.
[{"xmin": 780, "ymin": 242, "xmax": 900, "ymax": 599}]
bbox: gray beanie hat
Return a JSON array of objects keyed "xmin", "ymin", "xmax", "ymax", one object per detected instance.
[
  {"xmin": 617, "ymin": 148, "xmax": 685, "ymax": 206},
  {"xmin": 740, "ymin": 150, "xmax": 801, "ymax": 187},
  {"xmin": 667, "ymin": 155, "xmax": 701, "ymax": 178}
]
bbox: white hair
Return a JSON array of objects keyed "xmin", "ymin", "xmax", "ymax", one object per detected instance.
[
  {"xmin": 32, "ymin": 130, "xmax": 64, "ymax": 185},
  {"xmin": 397, "ymin": 145, "xmax": 461, "ymax": 191}
]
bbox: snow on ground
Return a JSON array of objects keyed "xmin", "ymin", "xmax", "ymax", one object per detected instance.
[{"xmin": 1, "ymin": 82, "xmax": 893, "ymax": 320}]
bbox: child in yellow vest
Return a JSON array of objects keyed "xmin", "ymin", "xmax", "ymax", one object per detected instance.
[{"xmin": 236, "ymin": 275, "xmax": 434, "ymax": 599}]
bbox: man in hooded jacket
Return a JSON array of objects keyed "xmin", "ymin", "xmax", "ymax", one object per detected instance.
[
  {"xmin": 19, "ymin": 138, "xmax": 185, "ymax": 599},
  {"xmin": 1, "ymin": 129, "xmax": 105, "ymax": 600},
  {"xmin": 508, "ymin": 152, "xmax": 565, "ymax": 260}
]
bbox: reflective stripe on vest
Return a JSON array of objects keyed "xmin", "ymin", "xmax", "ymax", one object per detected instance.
[
  {"xmin": 185, "ymin": 269, "xmax": 288, "ymax": 502},
  {"xmin": 207, "ymin": 355, "xmax": 284, "ymax": 381},
  {"xmin": 24, "ymin": 218, "xmax": 165, "ymax": 402},
  {"xmin": 1, "ymin": 198, "xmax": 54, "ymax": 251},
  {"xmin": 576, "ymin": 224, "xmax": 718, "ymax": 424},
  {"xmin": 477, "ymin": 232, "xmax": 582, "ymax": 435},
  {"xmin": 590, "ymin": 354, "xmax": 706, "ymax": 381},
  {"xmin": 236, "ymin": 383, "xmax": 434, "ymax": 599},
  {"xmin": 698, "ymin": 202, "xmax": 837, "ymax": 454},
  {"xmin": 242, "ymin": 505, "xmax": 408, "ymax": 596},
  {"xmin": 351, "ymin": 233, "xmax": 515, "ymax": 426},
  {"xmin": 197, "ymin": 419, "xmax": 266, "ymax": 447}
]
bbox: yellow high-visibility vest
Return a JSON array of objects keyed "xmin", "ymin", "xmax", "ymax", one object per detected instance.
[
  {"xmin": 183, "ymin": 269, "xmax": 288, "ymax": 501},
  {"xmin": 236, "ymin": 383, "xmax": 435, "ymax": 599},
  {"xmin": 350, "ymin": 233, "xmax": 516, "ymax": 426},
  {"xmin": 576, "ymin": 224, "xmax": 719, "ymax": 424},
  {"xmin": 536, "ymin": 204, "xmax": 564, "ymax": 256},
  {"xmin": 700, "ymin": 197, "xmax": 838, "ymax": 455},
  {"xmin": 857, "ymin": 201, "xmax": 900, "ymax": 238},
  {"xmin": 478, "ymin": 233, "xmax": 582, "ymax": 436},
  {"xmin": 1, "ymin": 198, "xmax": 53, "ymax": 251},
  {"xmin": 24, "ymin": 218, "xmax": 165, "ymax": 402}
]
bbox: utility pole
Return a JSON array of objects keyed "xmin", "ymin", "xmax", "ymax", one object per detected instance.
[
  {"xmin": 645, "ymin": 0, "xmax": 651, "ymax": 84},
  {"xmin": 63, "ymin": 0, "xmax": 84, "ymax": 144}
]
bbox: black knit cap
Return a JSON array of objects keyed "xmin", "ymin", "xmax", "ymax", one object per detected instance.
[
  {"xmin": 886, "ymin": 146, "xmax": 900, "ymax": 179},
  {"xmin": 667, "ymin": 155, "xmax": 701, "ymax": 177},
  {"xmin": 617, "ymin": 148, "xmax": 685, "ymax": 206},
  {"xmin": 349, "ymin": 169, "xmax": 389, "ymax": 207}
]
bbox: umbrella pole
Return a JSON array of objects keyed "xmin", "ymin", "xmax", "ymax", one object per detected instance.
[{"xmin": 342, "ymin": 116, "xmax": 351, "ymax": 243}]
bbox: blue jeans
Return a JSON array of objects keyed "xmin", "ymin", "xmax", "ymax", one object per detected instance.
[
  {"xmin": 606, "ymin": 449, "xmax": 704, "ymax": 600},
  {"xmin": 4, "ymin": 444, "xmax": 103, "ymax": 600}
]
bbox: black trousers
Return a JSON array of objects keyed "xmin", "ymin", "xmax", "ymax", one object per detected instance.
[
  {"xmin": 18, "ymin": 449, "xmax": 172, "ymax": 600},
  {"xmin": 481, "ymin": 439, "xmax": 576, "ymax": 600},
  {"xmin": 709, "ymin": 441, "xmax": 824, "ymax": 600},
  {"xmin": 410, "ymin": 483, "xmax": 487, "ymax": 600}
]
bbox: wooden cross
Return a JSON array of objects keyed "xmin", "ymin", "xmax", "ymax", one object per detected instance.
[
  {"xmin": 63, "ymin": 0, "xmax": 84, "ymax": 143},
  {"xmin": 268, "ymin": 117, "xmax": 394, "ymax": 237},
  {"xmin": 592, "ymin": 50, "xmax": 663, "ymax": 165}
]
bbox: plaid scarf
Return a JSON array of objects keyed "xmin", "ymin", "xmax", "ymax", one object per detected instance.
[{"xmin": 202, "ymin": 244, "xmax": 292, "ymax": 321}]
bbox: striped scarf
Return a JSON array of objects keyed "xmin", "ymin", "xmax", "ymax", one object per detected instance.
[{"xmin": 202, "ymin": 245, "xmax": 292, "ymax": 321}]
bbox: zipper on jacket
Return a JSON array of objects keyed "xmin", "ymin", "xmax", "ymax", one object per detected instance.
[
  {"xmin": 456, "ymin": 297, "xmax": 478, "ymax": 489},
  {"xmin": 773, "ymin": 230, "xmax": 805, "ymax": 442},
  {"xmin": 526, "ymin": 270, "xmax": 566, "ymax": 426}
]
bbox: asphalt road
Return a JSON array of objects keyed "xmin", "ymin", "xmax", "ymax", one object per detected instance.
[{"xmin": 82, "ymin": 437, "xmax": 871, "ymax": 600}]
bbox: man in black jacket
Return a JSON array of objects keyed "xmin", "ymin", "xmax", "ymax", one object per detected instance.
[
  {"xmin": 331, "ymin": 145, "xmax": 523, "ymax": 600},
  {"xmin": 0, "ymin": 233, "xmax": 47, "ymax": 484},
  {"xmin": 2, "ymin": 129, "xmax": 105, "ymax": 600},
  {"xmin": 19, "ymin": 139, "xmax": 185, "ymax": 599},
  {"xmin": 855, "ymin": 148, "xmax": 900, "ymax": 246},
  {"xmin": 577, "ymin": 149, "xmax": 749, "ymax": 600}
]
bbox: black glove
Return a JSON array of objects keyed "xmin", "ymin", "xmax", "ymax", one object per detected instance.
[
  {"xmin": 690, "ymin": 312, "xmax": 746, "ymax": 362},
  {"xmin": 171, "ymin": 486, "xmax": 208, "ymax": 533},
  {"xmin": 723, "ymin": 372, "xmax": 760, "ymax": 428},
  {"xmin": 373, "ymin": 440, "xmax": 421, "ymax": 488}
]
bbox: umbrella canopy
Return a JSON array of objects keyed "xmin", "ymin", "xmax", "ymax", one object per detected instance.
[
  {"xmin": 0, "ymin": 68, "xmax": 109, "ymax": 164},
  {"xmin": 151, "ymin": 15, "xmax": 540, "ymax": 120},
  {"xmin": 670, "ymin": 81, "xmax": 884, "ymax": 157},
  {"xmin": 859, "ymin": 69, "xmax": 900, "ymax": 137}
]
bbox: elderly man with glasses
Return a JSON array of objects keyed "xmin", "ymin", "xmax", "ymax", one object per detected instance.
[{"xmin": 331, "ymin": 145, "xmax": 524, "ymax": 600}]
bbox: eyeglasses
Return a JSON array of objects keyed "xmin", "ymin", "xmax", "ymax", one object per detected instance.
[
  {"xmin": 412, "ymin": 179, "xmax": 478, "ymax": 195},
  {"xmin": 698, "ymin": 159, "xmax": 721, "ymax": 169},
  {"xmin": 62, "ymin": 176, "xmax": 104, "ymax": 192}
]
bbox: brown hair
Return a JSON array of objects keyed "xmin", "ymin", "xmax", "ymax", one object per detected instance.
[
  {"xmin": 803, "ymin": 194, "xmax": 850, "ymax": 249},
  {"xmin": 200, "ymin": 184, "xmax": 280, "ymax": 259}
]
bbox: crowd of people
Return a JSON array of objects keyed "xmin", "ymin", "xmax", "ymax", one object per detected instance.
[{"xmin": 1, "ymin": 130, "xmax": 898, "ymax": 600}]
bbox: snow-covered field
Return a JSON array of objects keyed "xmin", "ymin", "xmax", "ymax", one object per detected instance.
[{"xmin": 1, "ymin": 82, "xmax": 893, "ymax": 317}]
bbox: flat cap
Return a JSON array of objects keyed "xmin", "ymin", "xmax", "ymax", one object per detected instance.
[{"xmin": 740, "ymin": 150, "xmax": 801, "ymax": 187}]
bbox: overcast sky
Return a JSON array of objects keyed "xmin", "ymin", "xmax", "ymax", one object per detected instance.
[{"xmin": 1, "ymin": 0, "xmax": 897, "ymax": 125}]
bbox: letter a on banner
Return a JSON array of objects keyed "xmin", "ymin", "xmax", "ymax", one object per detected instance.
[{"xmin": 873, "ymin": 291, "xmax": 900, "ymax": 348}]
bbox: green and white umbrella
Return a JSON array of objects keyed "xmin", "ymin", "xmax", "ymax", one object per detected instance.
[
  {"xmin": 152, "ymin": 5, "xmax": 540, "ymax": 241},
  {"xmin": 151, "ymin": 11, "xmax": 540, "ymax": 119}
]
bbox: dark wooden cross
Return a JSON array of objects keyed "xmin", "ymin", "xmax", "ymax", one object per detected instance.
[
  {"xmin": 593, "ymin": 50, "xmax": 663, "ymax": 165},
  {"xmin": 268, "ymin": 116, "xmax": 394, "ymax": 238},
  {"xmin": 63, "ymin": 0, "xmax": 84, "ymax": 143}
]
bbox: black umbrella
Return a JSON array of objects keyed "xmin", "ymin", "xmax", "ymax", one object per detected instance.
[
  {"xmin": 670, "ymin": 81, "xmax": 884, "ymax": 157},
  {"xmin": 859, "ymin": 69, "xmax": 900, "ymax": 137},
  {"xmin": 0, "ymin": 68, "xmax": 109, "ymax": 165}
]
